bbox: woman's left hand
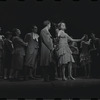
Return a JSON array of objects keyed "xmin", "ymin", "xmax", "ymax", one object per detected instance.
[{"xmin": 81, "ymin": 34, "xmax": 86, "ymax": 41}]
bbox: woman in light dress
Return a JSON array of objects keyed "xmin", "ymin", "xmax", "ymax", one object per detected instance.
[{"xmin": 57, "ymin": 22, "xmax": 85, "ymax": 81}]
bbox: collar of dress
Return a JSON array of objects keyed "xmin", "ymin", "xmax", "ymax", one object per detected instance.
[{"xmin": 32, "ymin": 32, "xmax": 39, "ymax": 42}]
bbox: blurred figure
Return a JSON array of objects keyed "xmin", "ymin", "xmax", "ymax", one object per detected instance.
[
  {"xmin": 69, "ymin": 41, "xmax": 79, "ymax": 77},
  {"xmin": 57, "ymin": 22, "xmax": 85, "ymax": 81},
  {"xmin": 90, "ymin": 33, "xmax": 100, "ymax": 78},
  {"xmin": 0, "ymin": 34, "xmax": 4, "ymax": 78},
  {"xmin": 53, "ymin": 28, "xmax": 60, "ymax": 78},
  {"xmin": 3, "ymin": 31, "xmax": 13, "ymax": 80},
  {"xmin": 24, "ymin": 25, "xmax": 39, "ymax": 80},
  {"xmin": 80, "ymin": 34, "xmax": 91, "ymax": 78},
  {"xmin": 40, "ymin": 20, "xmax": 54, "ymax": 82},
  {"xmin": 9, "ymin": 28, "xmax": 28, "ymax": 80}
]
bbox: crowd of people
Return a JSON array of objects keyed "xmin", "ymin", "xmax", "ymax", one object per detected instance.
[{"xmin": 0, "ymin": 20, "xmax": 100, "ymax": 82}]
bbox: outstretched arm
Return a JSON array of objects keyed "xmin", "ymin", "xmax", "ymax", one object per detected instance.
[{"xmin": 67, "ymin": 34, "xmax": 85, "ymax": 42}]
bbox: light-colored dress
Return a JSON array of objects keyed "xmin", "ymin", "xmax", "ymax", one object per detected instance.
[{"xmin": 57, "ymin": 30, "xmax": 75, "ymax": 66}]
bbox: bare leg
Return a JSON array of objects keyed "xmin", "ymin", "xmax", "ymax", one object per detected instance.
[
  {"xmin": 87, "ymin": 63, "xmax": 91, "ymax": 78},
  {"xmin": 75, "ymin": 68, "xmax": 77, "ymax": 77},
  {"xmin": 61, "ymin": 64, "xmax": 67, "ymax": 81},
  {"xmin": 84, "ymin": 65, "xmax": 87, "ymax": 78},
  {"xmin": 68, "ymin": 62, "xmax": 75, "ymax": 80},
  {"xmin": 33, "ymin": 62, "xmax": 37, "ymax": 78},
  {"xmin": 4, "ymin": 68, "xmax": 7, "ymax": 79},
  {"xmin": 33, "ymin": 68, "xmax": 36, "ymax": 78},
  {"xmin": 9, "ymin": 69, "xmax": 14, "ymax": 79},
  {"xmin": 59, "ymin": 67, "xmax": 62, "ymax": 78},
  {"xmin": 29, "ymin": 68, "xmax": 35, "ymax": 79},
  {"xmin": 15, "ymin": 70, "xmax": 18, "ymax": 79}
]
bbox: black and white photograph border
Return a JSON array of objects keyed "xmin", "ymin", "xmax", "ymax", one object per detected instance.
[{"xmin": 0, "ymin": 0, "xmax": 100, "ymax": 99}]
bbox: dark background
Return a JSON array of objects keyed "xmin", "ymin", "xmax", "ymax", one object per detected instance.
[{"xmin": 0, "ymin": 0, "xmax": 100, "ymax": 38}]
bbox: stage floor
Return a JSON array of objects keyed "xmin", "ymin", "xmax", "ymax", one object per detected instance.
[{"xmin": 0, "ymin": 78, "xmax": 100, "ymax": 98}]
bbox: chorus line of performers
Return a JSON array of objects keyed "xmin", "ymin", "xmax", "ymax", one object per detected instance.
[{"xmin": 0, "ymin": 20, "xmax": 100, "ymax": 82}]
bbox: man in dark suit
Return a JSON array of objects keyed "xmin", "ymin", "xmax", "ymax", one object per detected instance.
[
  {"xmin": 40, "ymin": 20, "xmax": 54, "ymax": 82},
  {"xmin": 24, "ymin": 26, "xmax": 39, "ymax": 80}
]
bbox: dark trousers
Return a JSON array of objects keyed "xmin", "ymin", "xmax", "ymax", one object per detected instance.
[
  {"xmin": 42, "ymin": 63, "xmax": 56, "ymax": 81},
  {"xmin": 49, "ymin": 62, "xmax": 56, "ymax": 80},
  {"xmin": 43, "ymin": 66, "xmax": 49, "ymax": 81},
  {"xmin": 23, "ymin": 65, "xmax": 29, "ymax": 79},
  {"xmin": 91, "ymin": 50, "xmax": 100, "ymax": 78}
]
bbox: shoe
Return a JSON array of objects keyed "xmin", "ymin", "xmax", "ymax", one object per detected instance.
[
  {"xmin": 62, "ymin": 77, "xmax": 67, "ymax": 81},
  {"xmin": 4, "ymin": 76, "xmax": 7, "ymax": 80},
  {"xmin": 43, "ymin": 79, "xmax": 50, "ymax": 82},
  {"xmin": 9, "ymin": 76, "xmax": 13, "ymax": 79},
  {"xmin": 68, "ymin": 76, "xmax": 75, "ymax": 80},
  {"xmin": 87, "ymin": 75, "xmax": 90, "ymax": 79},
  {"xmin": 23, "ymin": 76, "xmax": 29, "ymax": 81},
  {"xmin": 29, "ymin": 76, "xmax": 35, "ymax": 80},
  {"xmin": 43, "ymin": 77, "xmax": 50, "ymax": 82}
]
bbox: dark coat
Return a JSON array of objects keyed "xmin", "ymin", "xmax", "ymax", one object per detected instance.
[
  {"xmin": 3, "ymin": 39, "xmax": 13, "ymax": 68},
  {"xmin": 12, "ymin": 36, "xmax": 26, "ymax": 70},
  {"xmin": 12, "ymin": 36, "xmax": 26, "ymax": 56},
  {"xmin": 40, "ymin": 28, "xmax": 53, "ymax": 66}
]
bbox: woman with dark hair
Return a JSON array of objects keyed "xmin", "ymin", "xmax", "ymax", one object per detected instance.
[
  {"xmin": 3, "ymin": 31, "xmax": 13, "ymax": 80},
  {"xmin": 80, "ymin": 34, "xmax": 91, "ymax": 78},
  {"xmin": 57, "ymin": 22, "xmax": 85, "ymax": 81},
  {"xmin": 9, "ymin": 28, "xmax": 28, "ymax": 80}
]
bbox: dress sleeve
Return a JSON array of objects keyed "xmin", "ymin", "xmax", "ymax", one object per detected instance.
[
  {"xmin": 24, "ymin": 34, "xmax": 31, "ymax": 42},
  {"xmin": 15, "ymin": 37, "xmax": 27, "ymax": 47}
]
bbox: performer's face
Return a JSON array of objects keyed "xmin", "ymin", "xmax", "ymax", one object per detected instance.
[
  {"xmin": 84, "ymin": 35, "xmax": 88, "ymax": 41},
  {"xmin": 91, "ymin": 33, "xmax": 95, "ymax": 40},
  {"xmin": 48, "ymin": 23, "xmax": 51, "ymax": 30},
  {"xmin": 16, "ymin": 29, "xmax": 21, "ymax": 36},
  {"xmin": 34, "ymin": 27, "xmax": 38, "ymax": 33},
  {"xmin": 61, "ymin": 23, "xmax": 66, "ymax": 30}
]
